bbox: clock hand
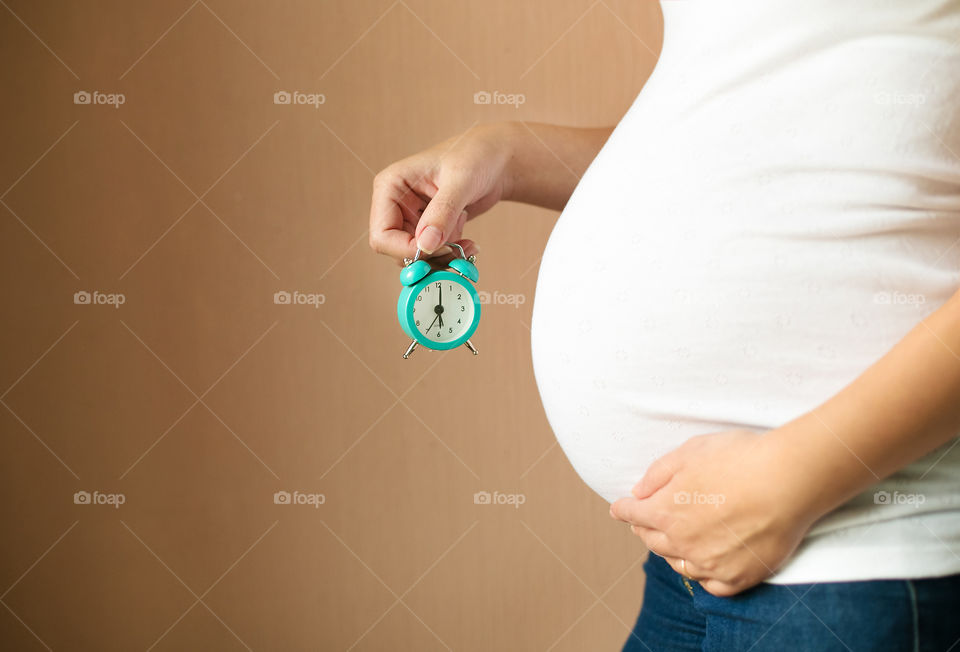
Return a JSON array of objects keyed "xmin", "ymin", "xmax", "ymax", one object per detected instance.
[
  {"xmin": 425, "ymin": 314, "xmax": 439, "ymax": 333},
  {"xmin": 436, "ymin": 284, "xmax": 444, "ymax": 328}
]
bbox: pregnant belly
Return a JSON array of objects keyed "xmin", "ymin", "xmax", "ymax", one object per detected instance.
[
  {"xmin": 529, "ymin": 237, "xmax": 782, "ymax": 502},
  {"xmin": 529, "ymin": 41, "xmax": 959, "ymax": 501},
  {"xmin": 528, "ymin": 165, "xmax": 951, "ymax": 504}
]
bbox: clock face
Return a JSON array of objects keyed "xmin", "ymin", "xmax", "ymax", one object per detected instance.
[{"xmin": 412, "ymin": 278, "xmax": 476, "ymax": 344}]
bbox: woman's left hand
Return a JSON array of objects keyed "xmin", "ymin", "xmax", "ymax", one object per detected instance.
[{"xmin": 609, "ymin": 429, "xmax": 823, "ymax": 597}]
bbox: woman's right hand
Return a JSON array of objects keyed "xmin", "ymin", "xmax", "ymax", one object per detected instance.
[{"xmin": 368, "ymin": 123, "xmax": 516, "ymax": 264}]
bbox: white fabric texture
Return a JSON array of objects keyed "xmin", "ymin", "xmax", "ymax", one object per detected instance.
[{"xmin": 530, "ymin": 0, "xmax": 960, "ymax": 583}]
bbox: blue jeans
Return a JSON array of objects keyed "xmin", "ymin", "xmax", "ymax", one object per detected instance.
[{"xmin": 624, "ymin": 553, "xmax": 960, "ymax": 652}]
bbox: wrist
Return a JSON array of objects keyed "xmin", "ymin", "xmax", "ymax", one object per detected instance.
[
  {"xmin": 755, "ymin": 425, "xmax": 838, "ymax": 529},
  {"xmin": 490, "ymin": 121, "xmax": 526, "ymax": 203}
]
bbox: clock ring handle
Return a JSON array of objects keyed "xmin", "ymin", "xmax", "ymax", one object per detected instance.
[
  {"xmin": 443, "ymin": 241, "xmax": 470, "ymax": 261},
  {"xmin": 403, "ymin": 241, "xmax": 474, "ymax": 266}
]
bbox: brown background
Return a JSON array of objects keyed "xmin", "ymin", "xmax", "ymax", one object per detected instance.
[{"xmin": 0, "ymin": 1, "xmax": 662, "ymax": 650}]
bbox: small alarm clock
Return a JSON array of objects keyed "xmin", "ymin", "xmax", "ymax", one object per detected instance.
[{"xmin": 398, "ymin": 242, "xmax": 480, "ymax": 359}]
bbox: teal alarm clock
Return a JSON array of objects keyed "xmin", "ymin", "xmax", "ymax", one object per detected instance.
[{"xmin": 398, "ymin": 242, "xmax": 481, "ymax": 359}]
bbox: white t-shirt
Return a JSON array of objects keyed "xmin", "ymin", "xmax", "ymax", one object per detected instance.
[{"xmin": 530, "ymin": 0, "xmax": 960, "ymax": 583}]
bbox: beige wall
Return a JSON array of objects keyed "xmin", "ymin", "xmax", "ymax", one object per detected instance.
[{"xmin": 0, "ymin": 1, "xmax": 663, "ymax": 650}]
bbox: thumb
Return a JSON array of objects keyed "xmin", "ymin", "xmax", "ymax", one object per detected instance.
[{"xmin": 415, "ymin": 184, "xmax": 470, "ymax": 254}]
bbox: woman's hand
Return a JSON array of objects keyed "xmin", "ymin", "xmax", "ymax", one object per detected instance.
[
  {"xmin": 609, "ymin": 429, "xmax": 824, "ymax": 597},
  {"xmin": 369, "ymin": 122, "xmax": 614, "ymax": 264},
  {"xmin": 368, "ymin": 123, "xmax": 516, "ymax": 264}
]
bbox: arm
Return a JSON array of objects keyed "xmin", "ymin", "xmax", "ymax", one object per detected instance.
[
  {"xmin": 775, "ymin": 288, "xmax": 960, "ymax": 513},
  {"xmin": 501, "ymin": 122, "xmax": 613, "ymax": 210},
  {"xmin": 610, "ymin": 288, "xmax": 960, "ymax": 596},
  {"xmin": 368, "ymin": 122, "xmax": 612, "ymax": 263}
]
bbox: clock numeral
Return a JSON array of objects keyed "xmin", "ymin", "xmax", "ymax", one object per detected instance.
[
  {"xmin": 460, "ymin": 306, "xmax": 465, "ymax": 311},
  {"xmin": 457, "ymin": 294, "xmax": 461, "ymax": 300},
  {"xmin": 415, "ymin": 320, "xmax": 420, "ymax": 326}
]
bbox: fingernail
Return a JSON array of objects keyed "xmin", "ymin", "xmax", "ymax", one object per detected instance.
[{"xmin": 417, "ymin": 226, "xmax": 442, "ymax": 253}]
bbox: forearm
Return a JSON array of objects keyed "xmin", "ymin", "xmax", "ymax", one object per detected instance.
[
  {"xmin": 500, "ymin": 122, "xmax": 613, "ymax": 211},
  {"xmin": 772, "ymin": 288, "xmax": 960, "ymax": 518}
]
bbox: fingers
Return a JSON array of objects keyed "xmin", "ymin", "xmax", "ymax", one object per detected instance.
[
  {"xmin": 369, "ymin": 170, "xmax": 425, "ymax": 261},
  {"xmin": 630, "ymin": 525, "xmax": 681, "ymax": 559},
  {"xmin": 661, "ymin": 555, "xmax": 706, "ymax": 580},
  {"xmin": 370, "ymin": 163, "xmax": 478, "ymax": 261},
  {"xmin": 661, "ymin": 557, "xmax": 745, "ymax": 597},
  {"xmin": 610, "ymin": 497, "xmax": 660, "ymax": 530},
  {"xmin": 415, "ymin": 178, "xmax": 473, "ymax": 254},
  {"xmin": 617, "ymin": 514, "xmax": 744, "ymax": 594},
  {"xmin": 662, "ymin": 553, "xmax": 761, "ymax": 596},
  {"xmin": 699, "ymin": 579, "xmax": 740, "ymax": 597},
  {"xmin": 632, "ymin": 454, "xmax": 680, "ymax": 501},
  {"xmin": 611, "ymin": 499, "xmax": 682, "ymax": 557}
]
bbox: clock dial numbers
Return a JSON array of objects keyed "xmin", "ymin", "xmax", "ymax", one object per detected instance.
[{"xmin": 412, "ymin": 279, "xmax": 474, "ymax": 343}]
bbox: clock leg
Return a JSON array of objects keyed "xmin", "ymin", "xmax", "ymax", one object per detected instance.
[
  {"xmin": 402, "ymin": 340, "xmax": 418, "ymax": 359},
  {"xmin": 464, "ymin": 340, "xmax": 479, "ymax": 355}
]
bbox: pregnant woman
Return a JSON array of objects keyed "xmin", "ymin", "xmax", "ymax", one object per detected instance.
[{"xmin": 369, "ymin": 1, "xmax": 960, "ymax": 649}]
